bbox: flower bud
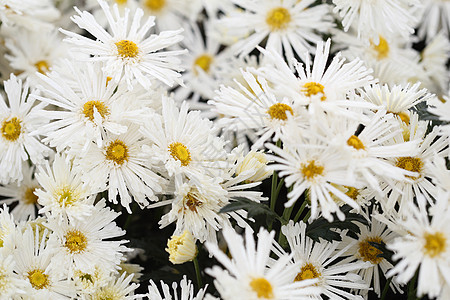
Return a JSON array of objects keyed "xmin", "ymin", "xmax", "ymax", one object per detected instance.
[{"xmin": 166, "ymin": 230, "xmax": 197, "ymax": 264}]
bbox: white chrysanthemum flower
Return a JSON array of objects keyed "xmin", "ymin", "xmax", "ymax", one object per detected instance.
[
  {"xmin": 166, "ymin": 230, "xmax": 197, "ymax": 264},
  {"xmin": 338, "ymin": 217, "xmax": 402, "ymax": 297},
  {"xmin": 74, "ymin": 125, "xmax": 166, "ymax": 213},
  {"xmin": 206, "ymin": 227, "xmax": 320, "ymax": 300},
  {"xmin": 259, "ymin": 39, "xmax": 375, "ymax": 116},
  {"xmin": 0, "ymin": 204, "xmax": 18, "ymax": 257},
  {"xmin": 332, "ymin": 0, "xmax": 419, "ymax": 41},
  {"xmin": 217, "ymin": 0, "xmax": 333, "ymax": 63},
  {"xmin": 418, "ymin": 0, "xmax": 450, "ymax": 40},
  {"xmin": 0, "ymin": 252, "xmax": 28, "ymax": 298},
  {"xmin": 73, "ymin": 264, "xmax": 113, "ymax": 295},
  {"xmin": 86, "ymin": 272, "xmax": 139, "ymax": 300},
  {"xmin": 235, "ymin": 149, "xmax": 272, "ymax": 183},
  {"xmin": 45, "ymin": 199, "xmax": 129, "ymax": 275},
  {"xmin": 35, "ymin": 154, "xmax": 99, "ymax": 223},
  {"xmin": 0, "ymin": 164, "xmax": 40, "ymax": 221},
  {"xmin": 386, "ymin": 195, "xmax": 450, "ymax": 299},
  {"xmin": 14, "ymin": 227, "xmax": 77, "ymax": 299},
  {"xmin": 61, "ymin": 0, "xmax": 186, "ymax": 90},
  {"xmin": 0, "ymin": 74, "xmax": 51, "ymax": 184},
  {"xmin": 0, "ymin": 0, "xmax": 60, "ymax": 31},
  {"xmin": 141, "ymin": 98, "xmax": 228, "ymax": 180},
  {"xmin": 420, "ymin": 32, "xmax": 450, "ymax": 94},
  {"xmin": 280, "ymin": 221, "xmax": 371, "ymax": 300},
  {"xmin": 147, "ymin": 276, "xmax": 207, "ymax": 300}
]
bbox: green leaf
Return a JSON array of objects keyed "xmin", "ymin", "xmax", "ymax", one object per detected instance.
[{"xmin": 219, "ymin": 197, "xmax": 284, "ymax": 225}]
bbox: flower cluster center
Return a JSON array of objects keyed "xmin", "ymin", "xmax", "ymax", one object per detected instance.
[
  {"xmin": 106, "ymin": 139, "xmax": 129, "ymax": 165},
  {"xmin": 83, "ymin": 100, "xmax": 109, "ymax": 122},
  {"xmin": 27, "ymin": 269, "xmax": 49, "ymax": 290},
  {"xmin": 35, "ymin": 60, "xmax": 50, "ymax": 74},
  {"xmin": 24, "ymin": 187, "xmax": 39, "ymax": 205},
  {"xmin": 347, "ymin": 135, "xmax": 365, "ymax": 150},
  {"xmin": 302, "ymin": 82, "xmax": 326, "ymax": 101},
  {"xmin": 423, "ymin": 232, "xmax": 446, "ymax": 258},
  {"xmin": 169, "ymin": 142, "xmax": 191, "ymax": 166},
  {"xmin": 295, "ymin": 263, "xmax": 321, "ymax": 282},
  {"xmin": 250, "ymin": 277, "xmax": 274, "ymax": 299},
  {"xmin": 193, "ymin": 54, "xmax": 213, "ymax": 75},
  {"xmin": 267, "ymin": 103, "xmax": 293, "ymax": 121},
  {"xmin": 185, "ymin": 193, "xmax": 203, "ymax": 213},
  {"xmin": 371, "ymin": 36, "xmax": 390, "ymax": 60},
  {"xmin": 395, "ymin": 156, "xmax": 423, "ymax": 179},
  {"xmin": 1, "ymin": 117, "xmax": 22, "ymax": 142},
  {"xmin": 301, "ymin": 160, "xmax": 324, "ymax": 181},
  {"xmin": 65, "ymin": 230, "xmax": 88, "ymax": 254},
  {"xmin": 358, "ymin": 236, "xmax": 384, "ymax": 264},
  {"xmin": 145, "ymin": 0, "xmax": 166, "ymax": 11},
  {"xmin": 115, "ymin": 40, "xmax": 139, "ymax": 58},
  {"xmin": 266, "ymin": 7, "xmax": 291, "ymax": 31}
]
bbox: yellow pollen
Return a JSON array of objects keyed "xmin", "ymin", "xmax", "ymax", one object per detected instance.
[
  {"xmin": 64, "ymin": 230, "xmax": 88, "ymax": 254},
  {"xmin": 169, "ymin": 142, "xmax": 191, "ymax": 166},
  {"xmin": 301, "ymin": 160, "xmax": 324, "ymax": 181},
  {"xmin": 106, "ymin": 76, "xmax": 112, "ymax": 86},
  {"xmin": 250, "ymin": 277, "xmax": 274, "ymax": 299},
  {"xmin": 267, "ymin": 103, "xmax": 294, "ymax": 121},
  {"xmin": 80, "ymin": 273, "xmax": 94, "ymax": 283},
  {"xmin": 359, "ymin": 237, "xmax": 384, "ymax": 264},
  {"xmin": 35, "ymin": 60, "xmax": 49, "ymax": 74},
  {"xmin": 115, "ymin": 0, "xmax": 127, "ymax": 4},
  {"xmin": 193, "ymin": 54, "xmax": 213, "ymax": 75},
  {"xmin": 145, "ymin": 0, "xmax": 166, "ymax": 11},
  {"xmin": 185, "ymin": 193, "xmax": 202, "ymax": 213},
  {"xmin": 347, "ymin": 135, "xmax": 365, "ymax": 150},
  {"xmin": 266, "ymin": 7, "xmax": 291, "ymax": 31},
  {"xmin": 371, "ymin": 36, "xmax": 390, "ymax": 60},
  {"xmin": 392, "ymin": 111, "xmax": 410, "ymax": 125},
  {"xmin": 395, "ymin": 157, "xmax": 423, "ymax": 179},
  {"xmin": 295, "ymin": 263, "xmax": 321, "ymax": 282},
  {"xmin": 115, "ymin": 40, "xmax": 139, "ymax": 58},
  {"xmin": 345, "ymin": 186, "xmax": 360, "ymax": 200},
  {"xmin": 27, "ymin": 269, "xmax": 49, "ymax": 290},
  {"xmin": 1, "ymin": 117, "xmax": 22, "ymax": 141},
  {"xmin": 302, "ymin": 82, "xmax": 326, "ymax": 101},
  {"xmin": 82, "ymin": 100, "xmax": 109, "ymax": 122},
  {"xmin": 24, "ymin": 187, "xmax": 39, "ymax": 205},
  {"xmin": 105, "ymin": 140, "xmax": 129, "ymax": 165},
  {"xmin": 55, "ymin": 186, "xmax": 78, "ymax": 206},
  {"xmin": 423, "ymin": 232, "xmax": 446, "ymax": 258}
]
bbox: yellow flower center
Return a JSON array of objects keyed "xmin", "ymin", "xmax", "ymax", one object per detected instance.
[
  {"xmin": 193, "ymin": 54, "xmax": 213, "ymax": 75},
  {"xmin": 423, "ymin": 232, "xmax": 446, "ymax": 258},
  {"xmin": 185, "ymin": 193, "xmax": 202, "ymax": 213},
  {"xmin": 115, "ymin": 0, "xmax": 127, "ymax": 4},
  {"xmin": 267, "ymin": 103, "xmax": 294, "ymax": 121},
  {"xmin": 358, "ymin": 236, "xmax": 384, "ymax": 264},
  {"xmin": 115, "ymin": 40, "xmax": 139, "ymax": 58},
  {"xmin": 266, "ymin": 7, "xmax": 291, "ymax": 31},
  {"xmin": 35, "ymin": 60, "xmax": 50, "ymax": 74},
  {"xmin": 169, "ymin": 142, "xmax": 191, "ymax": 166},
  {"xmin": 371, "ymin": 36, "xmax": 390, "ymax": 60},
  {"xmin": 345, "ymin": 186, "xmax": 360, "ymax": 200},
  {"xmin": 301, "ymin": 160, "xmax": 324, "ymax": 181},
  {"xmin": 80, "ymin": 273, "xmax": 94, "ymax": 283},
  {"xmin": 55, "ymin": 185, "xmax": 78, "ymax": 206},
  {"xmin": 65, "ymin": 230, "xmax": 88, "ymax": 254},
  {"xmin": 347, "ymin": 135, "xmax": 365, "ymax": 150},
  {"xmin": 24, "ymin": 187, "xmax": 39, "ymax": 205},
  {"xmin": 27, "ymin": 269, "xmax": 49, "ymax": 290},
  {"xmin": 83, "ymin": 101, "xmax": 109, "ymax": 122},
  {"xmin": 145, "ymin": 0, "xmax": 166, "ymax": 11},
  {"xmin": 395, "ymin": 157, "xmax": 423, "ymax": 179},
  {"xmin": 302, "ymin": 82, "xmax": 326, "ymax": 101},
  {"xmin": 392, "ymin": 111, "xmax": 410, "ymax": 125},
  {"xmin": 105, "ymin": 140, "xmax": 129, "ymax": 165},
  {"xmin": 295, "ymin": 263, "xmax": 321, "ymax": 282},
  {"xmin": 250, "ymin": 277, "xmax": 274, "ymax": 299},
  {"xmin": 1, "ymin": 117, "xmax": 22, "ymax": 141}
]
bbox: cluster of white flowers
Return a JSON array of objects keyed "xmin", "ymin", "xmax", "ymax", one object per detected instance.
[{"xmin": 0, "ymin": 0, "xmax": 449, "ymax": 299}]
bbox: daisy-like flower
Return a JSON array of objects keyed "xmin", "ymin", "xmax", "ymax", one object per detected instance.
[
  {"xmin": 73, "ymin": 264, "xmax": 113, "ymax": 295},
  {"xmin": 338, "ymin": 216, "xmax": 402, "ymax": 297},
  {"xmin": 0, "ymin": 252, "xmax": 28, "ymax": 298},
  {"xmin": 279, "ymin": 221, "xmax": 371, "ymax": 300},
  {"xmin": 61, "ymin": 0, "xmax": 186, "ymax": 90},
  {"xmin": 332, "ymin": 0, "xmax": 420, "ymax": 41},
  {"xmin": 85, "ymin": 272, "xmax": 139, "ymax": 300},
  {"xmin": 386, "ymin": 194, "xmax": 450, "ymax": 299},
  {"xmin": 141, "ymin": 98, "xmax": 228, "ymax": 180},
  {"xmin": 0, "ymin": 205, "xmax": 17, "ymax": 257},
  {"xmin": 13, "ymin": 226, "xmax": 77, "ymax": 299},
  {"xmin": 0, "ymin": 74, "xmax": 51, "ymax": 184},
  {"xmin": 418, "ymin": 0, "xmax": 450, "ymax": 40},
  {"xmin": 34, "ymin": 153, "xmax": 99, "ymax": 223},
  {"xmin": 206, "ymin": 227, "xmax": 320, "ymax": 300},
  {"xmin": 0, "ymin": 0, "xmax": 60, "ymax": 31},
  {"xmin": 0, "ymin": 164, "xmax": 41, "ymax": 221},
  {"xmin": 74, "ymin": 125, "xmax": 166, "ymax": 213},
  {"xmin": 45, "ymin": 199, "xmax": 129, "ymax": 275},
  {"xmin": 147, "ymin": 276, "xmax": 207, "ymax": 300},
  {"xmin": 217, "ymin": 0, "xmax": 333, "ymax": 64}
]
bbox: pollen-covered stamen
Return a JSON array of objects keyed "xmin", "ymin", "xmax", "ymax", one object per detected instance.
[
  {"xmin": 359, "ymin": 237, "xmax": 384, "ymax": 264},
  {"xmin": 55, "ymin": 185, "xmax": 79, "ymax": 206},
  {"xmin": 169, "ymin": 142, "xmax": 192, "ymax": 166},
  {"xmin": 193, "ymin": 54, "xmax": 213, "ymax": 75},
  {"xmin": 266, "ymin": 7, "xmax": 291, "ymax": 31},
  {"xmin": 295, "ymin": 263, "xmax": 321, "ymax": 282},
  {"xmin": 250, "ymin": 277, "xmax": 274, "ymax": 299},
  {"xmin": 267, "ymin": 103, "xmax": 293, "ymax": 121},
  {"xmin": 345, "ymin": 186, "xmax": 360, "ymax": 200},
  {"xmin": 423, "ymin": 232, "xmax": 446, "ymax": 258},
  {"xmin": 395, "ymin": 156, "xmax": 423, "ymax": 179},
  {"xmin": 302, "ymin": 82, "xmax": 326, "ymax": 101},
  {"xmin": 115, "ymin": 40, "xmax": 139, "ymax": 58},
  {"xmin": 347, "ymin": 135, "xmax": 365, "ymax": 150},
  {"xmin": 371, "ymin": 36, "xmax": 390, "ymax": 60},
  {"xmin": 65, "ymin": 230, "xmax": 88, "ymax": 254},
  {"xmin": 106, "ymin": 139, "xmax": 129, "ymax": 165},
  {"xmin": 35, "ymin": 60, "xmax": 49, "ymax": 74},
  {"xmin": 1, "ymin": 117, "xmax": 22, "ymax": 141},
  {"xmin": 24, "ymin": 187, "xmax": 39, "ymax": 205},
  {"xmin": 185, "ymin": 193, "xmax": 202, "ymax": 213},
  {"xmin": 145, "ymin": 0, "xmax": 166, "ymax": 11},
  {"xmin": 392, "ymin": 111, "xmax": 410, "ymax": 125},
  {"xmin": 82, "ymin": 100, "xmax": 109, "ymax": 122},
  {"xmin": 27, "ymin": 269, "xmax": 49, "ymax": 290},
  {"xmin": 301, "ymin": 160, "xmax": 324, "ymax": 181}
]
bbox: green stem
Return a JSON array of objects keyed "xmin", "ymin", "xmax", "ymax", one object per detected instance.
[
  {"xmin": 302, "ymin": 210, "xmax": 311, "ymax": 223},
  {"xmin": 380, "ymin": 277, "xmax": 393, "ymax": 300},
  {"xmin": 293, "ymin": 200, "xmax": 307, "ymax": 223},
  {"xmin": 193, "ymin": 257, "xmax": 203, "ymax": 288},
  {"xmin": 407, "ymin": 269, "xmax": 419, "ymax": 300},
  {"xmin": 268, "ymin": 140, "xmax": 282, "ymax": 231}
]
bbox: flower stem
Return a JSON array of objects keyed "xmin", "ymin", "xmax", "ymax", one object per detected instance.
[
  {"xmin": 193, "ymin": 257, "xmax": 203, "ymax": 288},
  {"xmin": 407, "ymin": 269, "xmax": 418, "ymax": 300},
  {"xmin": 293, "ymin": 200, "xmax": 307, "ymax": 223},
  {"xmin": 380, "ymin": 277, "xmax": 392, "ymax": 300}
]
